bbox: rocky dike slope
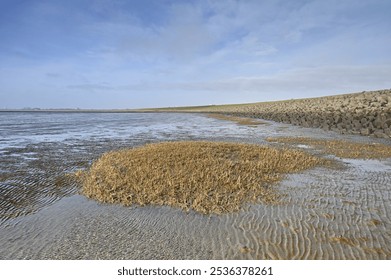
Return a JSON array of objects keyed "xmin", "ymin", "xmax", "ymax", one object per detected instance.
[{"xmin": 204, "ymin": 89, "xmax": 391, "ymax": 139}]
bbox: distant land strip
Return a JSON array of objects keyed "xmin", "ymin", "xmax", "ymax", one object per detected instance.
[
  {"xmin": 2, "ymin": 89, "xmax": 390, "ymax": 139},
  {"xmin": 0, "ymin": 109, "xmax": 142, "ymax": 113}
]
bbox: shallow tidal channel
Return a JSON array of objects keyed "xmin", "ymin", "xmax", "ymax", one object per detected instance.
[{"xmin": 0, "ymin": 112, "xmax": 390, "ymax": 259}]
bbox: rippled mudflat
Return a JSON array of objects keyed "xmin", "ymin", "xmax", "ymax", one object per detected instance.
[{"xmin": 0, "ymin": 112, "xmax": 390, "ymax": 259}]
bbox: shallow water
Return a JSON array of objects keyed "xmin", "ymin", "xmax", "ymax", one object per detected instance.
[{"xmin": 0, "ymin": 112, "xmax": 390, "ymax": 259}]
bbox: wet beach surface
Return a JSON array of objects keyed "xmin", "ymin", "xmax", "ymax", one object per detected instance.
[{"xmin": 0, "ymin": 112, "xmax": 390, "ymax": 259}]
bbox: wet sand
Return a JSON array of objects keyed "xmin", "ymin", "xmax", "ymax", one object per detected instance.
[{"xmin": 1, "ymin": 112, "xmax": 391, "ymax": 259}]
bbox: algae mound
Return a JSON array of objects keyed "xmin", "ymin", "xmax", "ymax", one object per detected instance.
[
  {"xmin": 266, "ymin": 137, "xmax": 391, "ymax": 159},
  {"xmin": 81, "ymin": 141, "xmax": 326, "ymax": 214}
]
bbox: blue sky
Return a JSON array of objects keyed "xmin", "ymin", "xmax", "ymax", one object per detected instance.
[{"xmin": 1, "ymin": 0, "xmax": 390, "ymax": 109}]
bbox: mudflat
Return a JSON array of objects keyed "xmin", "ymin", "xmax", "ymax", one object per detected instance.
[{"xmin": 0, "ymin": 109, "xmax": 391, "ymax": 259}]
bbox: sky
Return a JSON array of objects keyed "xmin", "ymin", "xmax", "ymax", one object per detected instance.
[{"xmin": 0, "ymin": 0, "xmax": 390, "ymax": 109}]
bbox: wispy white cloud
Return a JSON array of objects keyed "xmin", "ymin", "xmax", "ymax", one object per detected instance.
[{"xmin": 0, "ymin": 0, "xmax": 390, "ymax": 108}]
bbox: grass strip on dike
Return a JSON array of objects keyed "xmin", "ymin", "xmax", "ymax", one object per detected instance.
[{"xmin": 78, "ymin": 141, "xmax": 328, "ymax": 214}]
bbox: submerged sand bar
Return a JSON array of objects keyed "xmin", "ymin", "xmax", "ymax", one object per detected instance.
[{"xmin": 80, "ymin": 141, "xmax": 327, "ymax": 214}]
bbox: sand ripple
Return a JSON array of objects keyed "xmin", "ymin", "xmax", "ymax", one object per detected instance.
[{"xmin": 1, "ymin": 158, "xmax": 390, "ymax": 259}]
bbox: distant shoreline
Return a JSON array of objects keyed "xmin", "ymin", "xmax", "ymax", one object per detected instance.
[
  {"xmin": 0, "ymin": 109, "xmax": 141, "ymax": 113},
  {"xmin": 2, "ymin": 89, "xmax": 390, "ymax": 139},
  {"xmin": 3, "ymin": 88, "xmax": 390, "ymax": 113}
]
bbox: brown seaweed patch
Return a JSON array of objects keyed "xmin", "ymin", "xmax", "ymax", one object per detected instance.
[
  {"xmin": 266, "ymin": 137, "xmax": 391, "ymax": 159},
  {"xmin": 363, "ymin": 247, "xmax": 389, "ymax": 256},
  {"xmin": 239, "ymin": 246, "xmax": 253, "ymax": 254},
  {"xmin": 80, "ymin": 141, "xmax": 326, "ymax": 214},
  {"xmin": 368, "ymin": 219, "xmax": 382, "ymax": 226},
  {"xmin": 322, "ymin": 213, "xmax": 334, "ymax": 220},
  {"xmin": 329, "ymin": 236, "xmax": 357, "ymax": 247},
  {"xmin": 206, "ymin": 113, "xmax": 269, "ymax": 126}
]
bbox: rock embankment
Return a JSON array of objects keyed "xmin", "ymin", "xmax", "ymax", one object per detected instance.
[{"xmin": 203, "ymin": 89, "xmax": 391, "ymax": 139}]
